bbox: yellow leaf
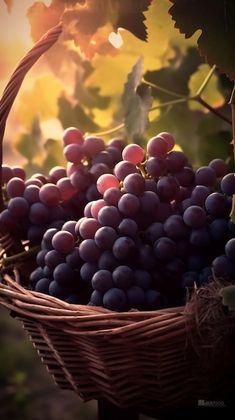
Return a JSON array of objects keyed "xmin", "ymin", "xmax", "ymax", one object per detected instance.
[
  {"xmin": 188, "ymin": 64, "xmax": 224, "ymax": 112},
  {"xmin": 15, "ymin": 75, "xmax": 64, "ymax": 129}
]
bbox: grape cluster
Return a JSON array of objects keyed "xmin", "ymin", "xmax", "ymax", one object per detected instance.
[
  {"xmin": 5, "ymin": 127, "xmax": 235, "ymax": 312},
  {"xmin": 0, "ymin": 128, "xmax": 124, "ymax": 246}
]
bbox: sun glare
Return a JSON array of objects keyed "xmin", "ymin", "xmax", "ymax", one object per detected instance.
[{"xmin": 108, "ymin": 31, "xmax": 124, "ymax": 49}]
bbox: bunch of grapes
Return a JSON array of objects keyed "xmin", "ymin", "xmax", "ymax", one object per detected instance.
[
  {"xmin": 3, "ymin": 127, "xmax": 235, "ymax": 312},
  {"xmin": 0, "ymin": 128, "xmax": 125, "ymax": 246}
]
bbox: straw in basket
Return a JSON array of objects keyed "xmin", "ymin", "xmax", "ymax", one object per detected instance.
[{"xmin": 0, "ymin": 22, "xmax": 235, "ymax": 417}]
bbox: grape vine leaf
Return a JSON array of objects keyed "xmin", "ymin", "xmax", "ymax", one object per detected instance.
[
  {"xmin": 42, "ymin": 138, "xmax": 66, "ymax": 171},
  {"xmin": 28, "ymin": 0, "xmax": 151, "ymax": 58},
  {"xmin": 58, "ymin": 95, "xmax": 99, "ymax": 133},
  {"xmin": 220, "ymin": 285, "xmax": 235, "ymax": 311},
  {"xmin": 122, "ymin": 57, "xmax": 152, "ymax": 140},
  {"xmin": 15, "ymin": 118, "xmax": 43, "ymax": 162},
  {"xmin": 169, "ymin": 0, "xmax": 235, "ymax": 80},
  {"xmin": 3, "ymin": 0, "xmax": 13, "ymax": 12}
]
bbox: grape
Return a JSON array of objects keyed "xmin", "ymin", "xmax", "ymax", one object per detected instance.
[
  {"xmin": 45, "ymin": 250, "xmax": 65, "ymax": 269},
  {"xmin": 157, "ymin": 176, "xmax": 179, "ymax": 201},
  {"xmin": 122, "ymin": 144, "xmax": 145, "ymax": 165},
  {"xmin": 66, "ymin": 247, "xmax": 82, "ymax": 269},
  {"xmin": 181, "ymin": 271, "xmax": 198, "ymax": 289},
  {"xmin": 43, "ymin": 266, "xmax": 53, "ymax": 279},
  {"xmin": 164, "ymin": 215, "xmax": 188, "ymax": 239},
  {"xmin": 89, "ymin": 290, "xmax": 103, "ymax": 306},
  {"xmin": 166, "ymin": 151, "xmax": 188, "ymax": 172},
  {"xmin": 82, "ymin": 136, "xmax": 105, "ymax": 157},
  {"xmin": 92, "ymin": 151, "xmax": 113, "ymax": 167},
  {"xmin": 208, "ymin": 159, "xmax": 228, "ymax": 178},
  {"xmin": 35, "ymin": 278, "xmax": 51, "ymax": 293},
  {"xmin": 138, "ymin": 244, "xmax": 156, "ymax": 269},
  {"xmin": 2, "ymin": 164, "xmax": 13, "ymax": 183},
  {"xmin": 32, "ymin": 173, "xmax": 47, "ymax": 184},
  {"xmin": 70, "ymin": 169, "xmax": 92, "ymax": 191},
  {"xmin": 145, "ymin": 178, "xmax": 158, "ymax": 193},
  {"xmin": 80, "ymin": 262, "xmax": 98, "ymax": 282},
  {"xmin": 36, "ymin": 249, "xmax": 47, "ymax": 267},
  {"xmin": 79, "ymin": 239, "xmax": 101, "ymax": 262},
  {"xmin": 29, "ymin": 267, "xmax": 45, "ymax": 288},
  {"xmin": 65, "ymin": 294, "xmax": 80, "ymax": 304},
  {"xmin": 191, "ymin": 185, "xmax": 210, "ymax": 207},
  {"xmin": 103, "ymin": 187, "xmax": 123, "ymax": 206},
  {"xmin": 107, "ymin": 146, "xmax": 123, "ymax": 165},
  {"xmin": 98, "ymin": 205, "xmax": 121, "ymax": 228},
  {"xmin": 49, "ymin": 166, "xmax": 67, "ymax": 183},
  {"xmin": 195, "ymin": 166, "xmax": 217, "ymax": 187},
  {"xmin": 154, "ymin": 237, "xmax": 176, "ymax": 261},
  {"xmin": 147, "ymin": 136, "xmax": 168, "ymax": 158},
  {"xmin": 123, "ymin": 173, "xmax": 145, "ymax": 195},
  {"xmin": 49, "ymin": 280, "xmax": 66, "ymax": 299},
  {"xmin": 27, "ymin": 225, "xmax": 46, "ymax": 244},
  {"xmin": 7, "ymin": 177, "xmax": 25, "ymax": 197},
  {"xmin": 25, "ymin": 178, "xmax": 43, "ymax": 188},
  {"xmin": 12, "ymin": 166, "xmax": 26, "ymax": 180},
  {"xmin": 63, "ymin": 127, "xmax": 84, "ymax": 145},
  {"xmin": 145, "ymin": 290, "xmax": 166, "ymax": 310},
  {"xmin": 225, "ymin": 238, "xmax": 235, "ymax": 261},
  {"xmin": 112, "ymin": 265, "xmax": 134, "ymax": 289},
  {"xmin": 98, "ymin": 250, "xmax": 118, "ymax": 270},
  {"xmin": 103, "ymin": 288, "xmax": 127, "ymax": 311},
  {"xmin": 187, "ymin": 254, "xmax": 208, "ymax": 271},
  {"xmin": 52, "ymin": 231, "xmax": 75, "ymax": 254},
  {"xmin": 97, "ymin": 174, "xmax": 119, "ymax": 194},
  {"xmin": 145, "ymin": 156, "xmax": 167, "ymax": 178},
  {"xmin": 90, "ymin": 163, "xmax": 110, "ymax": 180},
  {"xmin": 57, "ymin": 177, "xmax": 77, "ymax": 201},
  {"xmin": 127, "ymin": 286, "xmax": 145, "ymax": 308},
  {"xmin": 43, "ymin": 228, "xmax": 58, "ymax": 247},
  {"xmin": 220, "ymin": 173, "xmax": 235, "ymax": 196},
  {"xmin": 157, "ymin": 132, "xmax": 175, "ymax": 152},
  {"xmin": 39, "ymin": 183, "xmax": 61, "ymax": 207},
  {"xmin": 113, "ymin": 236, "xmax": 136, "ymax": 260},
  {"xmin": 143, "ymin": 222, "xmax": 164, "ymax": 243},
  {"xmin": 183, "ymin": 205, "xmax": 207, "ymax": 228},
  {"xmin": 205, "ymin": 192, "xmax": 228, "ymax": 217},
  {"xmin": 118, "ymin": 193, "xmax": 140, "ymax": 216},
  {"xmin": 94, "ymin": 226, "xmax": 118, "ymax": 250},
  {"xmin": 24, "ymin": 185, "xmax": 40, "ymax": 204},
  {"xmin": 86, "ymin": 184, "xmax": 101, "ymax": 201},
  {"xmin": 62, "ymin": 221, "xmax": 77, "ymax": 238},
  {"xmin": 134, "ymin": 269, "xmax": 152, "ymax": 290},
  {"xmin": 118, "ymin": 218, "xmax": 138, "ymax": 238},
  {"xmin": 198, "ymin": 266, "xmax": 212, "ymax": 285},
  {"xmin": 64, "ymin": 144, "xmax": 84, "ymax": 164},
  {"xmin": 114, "ymin": 160, "xmax": 138, "ymax": 180},
  {"xmin": 8, "ymin": 197, "xmax": 29, "ymax": 218},
  {"xmin": 209, "ymin": 218, "xmax": 228, "ymax": 241},
  {"xmin": 107, "ymin": 137, "xmax": 125, "ymax": 151},
  {"xmin": 212, "ymin": 255, "xmax": 235, "ymax": 278},
  {"xmin": 79, "ymin": 218, "xmax": 101, "ymax": 239},
  {"xmin": 140, "ymin": 191, "xmax": 160, "ymax": 215},
  {"xmin": 53, "ymin": 263, "xmax": 75, "ymax": 287},
  {"xmin": 190, "ymin": 227, "xmax": 211, "ymax": 247},
  {"xmin": 92, "ymin": 270, "xmax": 114, "ymax": 292},
  {"xmin": 155, "ymin": 202, "xmax": 173, "ymax": 223},
  {"xmin": 90, "ymin": 199, "xmax": 106, "ymax": 219},
  {"xmin": 174, "ymin": 167, "xmax": 195, "ymax": 187},
  {"xmin": 29, "ymin": 203, "xmax": 50, "ymax": 225}
]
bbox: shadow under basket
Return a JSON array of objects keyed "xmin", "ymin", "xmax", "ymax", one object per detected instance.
[{"xmin": 1, "ymin": 260, "xmax": 235, "ymax": 414}]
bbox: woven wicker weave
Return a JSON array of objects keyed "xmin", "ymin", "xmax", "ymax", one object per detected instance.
[{"xmin": 0, "ymin": 22, "xmax": 235, "ymax": 414}]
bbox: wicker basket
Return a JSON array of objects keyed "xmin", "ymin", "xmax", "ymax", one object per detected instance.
[{"xmin": 1, "ymin": 23, "xmax": 235, "ymax": 415}]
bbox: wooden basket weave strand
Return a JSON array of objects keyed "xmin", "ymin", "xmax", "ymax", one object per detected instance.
[{"xmin": 0, "ymin": 22, "xmax": 235, "ymax": 415}]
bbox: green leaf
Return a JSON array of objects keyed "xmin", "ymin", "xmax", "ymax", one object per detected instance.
[
  {"xmin": 15, "ymin": 118, "xmax": 43, "ymax": 163},
  {"xmin": 220, "ymin": 285, "xmax": 235, "ymax": 311},
  {"xmin": 169, "ymin": 0, "xmax": 235, "ymax": 80},
  {"xmin": 42, "ymin": 139, "xmax": 66, "ymax": 173},
  {"xmin": 122, "ymin": 57, "xmax": 152, "ymax": 140},
  {"xmin": 58, "ymin": 95, "xmax": 99, "ymax": 133}
]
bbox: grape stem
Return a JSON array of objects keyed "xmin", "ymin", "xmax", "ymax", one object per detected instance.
[{"xmin": 0, "ymin": 246, "xmax": 40, "ymax": 266}]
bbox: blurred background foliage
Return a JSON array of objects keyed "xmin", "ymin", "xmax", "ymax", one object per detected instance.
[{"xmin": 0, "ymin": 0, "xmax": 234, "ymax": 418}]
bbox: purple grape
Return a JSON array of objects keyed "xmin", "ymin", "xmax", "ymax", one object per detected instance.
[
  {"xmin": 220, "ymin": 173, "xmax": 235, "ymax": 196},
  {"xmin": 225, "ymin": 238, "xmax": 235, "ymax": 261},
  {"xmin": 157, "ymin": 176, "xmax": 180, "ymax": 201},
  {"xmin": 140, "ymin": 191, "xmax": 160, "ymax": 214},
  {"xmin": 79, "ymin": 218, "xmax": 101, "ymax": 239},
  {"xmin": 164, "ymin": 215, "xmax": 188, "ymax": 239},
  {"xmin": 53, "ymin": 263, "xmax": 75, "ymax": 287},
  {"xmin": 195, "ymin": 166, "xmax": 217, "ymax": 187},
  {"xmin": 112, "ymin": 265, "xmax": 134, "ymax": 289},
  {"xmin": 114, "ymin": 160, "xmax": 138, "ymax": 180},
  {"xmin": 183, "ymin": 205, "xmax": 207, "ymax": 228},
  {"xmin": 80, "ymin": 262, "xmax": 98, "ymax": 282},
  {"xmin": 79, "ymin": 239, "xmax": 101, "ymax": 262},
  {"xmin": 118, "ymin": 218, "xmax": 138, "ymax": 238},
  {"xmin": 191, "ymin": 185, "xmax": 210, "ymax": 207},
  {"xmin": 7, "ymin": 177, "xmax": 25, "ymax": 197},
  {"xmin": 208, "ymin": 159, "xmax": 228, "ymax": 177},
  {"xmin": 92, "ymin": 270, "xmax": 114, "ymax": 292},
  {"xmin": 134, "ymin": 269, "xmax": 152, "ymax": 290},
  {"xmin": 154, "ymin": 237, "xmax": 176, "ymax": 261},
  {"xmin": 118, "ymin": 193, "xmax": 140, "ymax": 216},
  {"xmin": 29, "ymin": 203, "xmax": 50, "ymax": 225},
  {"xmin": 103, "ymin": 288, "xmax": 127, "ymax": 311},
  {"xmin": 127, "ymin": 286, "xmax": 145, "ymax": 309},
  {"xmin": 35, "ymin": 278, "xmax": 51, "ymax": 293},
  {"xmin": 205, "ymin": 192, "xmax": 228, "ymax": 217},
  {"xmin": 98, "ymin": 205, "xmax": 122, "ymax": 228},
  {"xmin": 45, "ymin": 250, "xmax": 65, "ymax": 269},
  {"xmin": 145, "ymin": 157, "xmax": 167, "ymax": 177},
  {"xmin": 8, "ymin": 197, "xmax": 29, "ymax": 218},
  {"xmin": 94, "ymin": 226, "xmax": 118, "ymax": 250},
  {"xmin": 52, "ymin": 231, "xmax": 75, "ymax": 254}
]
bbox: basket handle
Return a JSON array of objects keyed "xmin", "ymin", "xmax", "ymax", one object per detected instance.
[{"xmin": 0, "ymin": 22, "xmax": 63, "ymax": 211}]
